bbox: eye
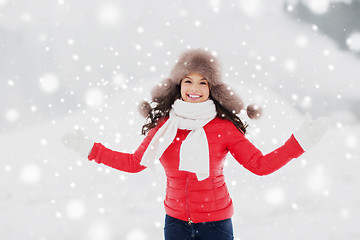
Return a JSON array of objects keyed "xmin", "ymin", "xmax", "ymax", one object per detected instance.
[
  {"xmin": 200, "ymin": 81, "xmax": 208, "ymax": 85},
  {"xmin": 184, "ymin": 80, "xmax": 192, "ymax": 84}
]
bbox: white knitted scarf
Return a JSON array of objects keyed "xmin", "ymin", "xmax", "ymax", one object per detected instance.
[{"xmin": 141, "ymin": 99, "xmax": 217, "ymax": 181}]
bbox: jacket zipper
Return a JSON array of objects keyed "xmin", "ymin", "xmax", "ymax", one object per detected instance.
[{"xmin": 185, "ymin": 173, "xmax": 193, "ymax": 225}]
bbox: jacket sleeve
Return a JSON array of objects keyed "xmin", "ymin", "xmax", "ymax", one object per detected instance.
[
  {"xmin": 226, "ymin": 122, "xmax": 305, "ymax": 176},
  {"xmin": 87, "ymin": 123, "xmax": 161, "ymax": 173}
]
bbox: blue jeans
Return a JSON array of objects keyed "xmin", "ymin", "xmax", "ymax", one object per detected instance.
[{"xmin": 164, "ymin": 214, "xmax": 234, "ymax": 240}]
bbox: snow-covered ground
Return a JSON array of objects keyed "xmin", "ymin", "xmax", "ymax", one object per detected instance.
[
  {"xmin": 1, "ymin": 0, "xmax": 360, "ymax": 239},
  {"xmin": 1, "ymin": 80, "xmax": 359, "ymax": 240}
]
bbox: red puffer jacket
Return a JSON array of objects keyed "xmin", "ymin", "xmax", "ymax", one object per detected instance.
[{"xmin": 88, "ymin": 117, "xmax": 304, "ymax": 223}]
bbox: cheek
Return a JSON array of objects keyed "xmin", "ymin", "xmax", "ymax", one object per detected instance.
[
  {"xmin": 180, "ymin": 86, "xmax": 187, "ymax": 98},
  {"xmin": 201, "ymin": 86, "xmax": 210, "ymax": 96}
]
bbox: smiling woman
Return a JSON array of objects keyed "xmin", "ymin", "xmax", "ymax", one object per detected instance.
[
  {"xmin": 63, "ymin": 49, "xmax": 330, "ymax": 240},
  {"xmin": 180, "ymin": 72, "xmax": 210, "ymax": 103}
]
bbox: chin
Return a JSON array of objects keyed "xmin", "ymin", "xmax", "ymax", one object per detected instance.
[{"xmin": 186, "ymin": 98, "xmax": 205, "ymax": 103}]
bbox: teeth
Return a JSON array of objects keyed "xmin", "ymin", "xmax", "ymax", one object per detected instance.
[{"xmin": 188, "ymin": 95, "xmax": 200, "ymax": 98}]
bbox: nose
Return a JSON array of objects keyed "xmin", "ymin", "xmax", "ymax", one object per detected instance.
[{"xmin": 189, "ymin": 85, "xmax": 200, "ymax": 92}]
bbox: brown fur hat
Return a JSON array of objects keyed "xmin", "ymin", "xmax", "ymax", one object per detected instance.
[{"xmin": 139, "ymin": 48, "xmax": 261, "ymax": 119}]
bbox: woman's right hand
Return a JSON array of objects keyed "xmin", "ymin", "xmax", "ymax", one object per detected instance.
[{"xmin": 62, "ymin": 129, "xmax": 94, "ymax": 158}]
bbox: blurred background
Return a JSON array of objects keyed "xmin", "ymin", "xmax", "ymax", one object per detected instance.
[{"xmin": 1, "ymin": 0, "xmax": 359, "ymax": 239}]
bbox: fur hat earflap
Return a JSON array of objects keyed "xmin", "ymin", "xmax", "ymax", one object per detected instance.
[
  {"xmin": 138, "ymin": 100, "xmax": 152, "ymax": 118},
  {"xmin": 246, "ymin": 104, "xmax": 262, "ymax": 119}
]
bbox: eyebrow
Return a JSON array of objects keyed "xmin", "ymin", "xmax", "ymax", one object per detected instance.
[{"xmin": 185, "ymin": 76, "xmax": 207, "ymax": 81}]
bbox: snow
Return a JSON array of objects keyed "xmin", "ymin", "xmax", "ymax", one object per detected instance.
[
  {"xmin": 66, "ymin": 199, "xmax": 86, "ymax": 219},
  {"xmin": 87, "ymin": 220, "xmax": 112, "ymax": 240},
  {"xmin": 1, "ymin": 0, "xmax": 360, "ymax": 239},
  {"xmin": 302, "ymin": 0, "xmax": 331, "ymax": 15},
  {"xmin": 19, "ymin": 163, "xmax": 42, "ymax": 184},
  {"xmin": 5, "ymin": 108, "xmax": 19, "ymax": 122},
  {"xmin": 97, "ymin": 3, "xmax": 122, "ymax": 27},
  {"xmin": 264, "ymin": 187, "xmax": 286, "ymax": 206},
  {"xmin": 84, "ymin": 88, "xmax": 105, "ymax": 108},
  {"xmin": 39, "ymin": 73, "xmax": 60, "ymax": 94},
  {"xmin": 126, "ymin": 229, "xmax": 147, "ymax": 240},
  {"xmin": 346, "ymin": 31, "xmax": 360, "ymax": 52},
  {"xmin": 2, "ymin": 77, "xmax": 359, "ymax": 239}
]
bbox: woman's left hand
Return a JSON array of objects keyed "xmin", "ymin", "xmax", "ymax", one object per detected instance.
[{"xmin": 293, "ymin": 112, "xmax": 331, "ymax": 151}]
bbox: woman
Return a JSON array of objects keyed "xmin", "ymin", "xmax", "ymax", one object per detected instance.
[{"xmin": 63, "ymin": 49, "xmax": 330, "ymax": 240}]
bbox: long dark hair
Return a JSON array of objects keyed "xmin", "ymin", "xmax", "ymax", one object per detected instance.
[{"xmin": 141, "ymin": 84, "xmax": 247, "ymax": 135}]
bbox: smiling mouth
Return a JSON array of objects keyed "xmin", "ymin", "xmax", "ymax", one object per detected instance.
[{"xmin": 187, "ymin": 94, "xmax": 201, "ymax": 99}]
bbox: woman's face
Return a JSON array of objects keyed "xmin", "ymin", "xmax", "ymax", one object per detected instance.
[{"xmin": 180, "ymin": 72, "xmax": 210, "ymax": 103}]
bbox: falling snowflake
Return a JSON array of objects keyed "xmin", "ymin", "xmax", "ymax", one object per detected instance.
[
  {"xmin": 39, "ymin": 73, "xmax": 60, "ymax": 94},
  {"xmin": 346, "ymin": 32, "xmax": 360, "ymax": 52},
  {"xmin": 19, "ymin": 164, "xmax": 42, "ymax": 184}
]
